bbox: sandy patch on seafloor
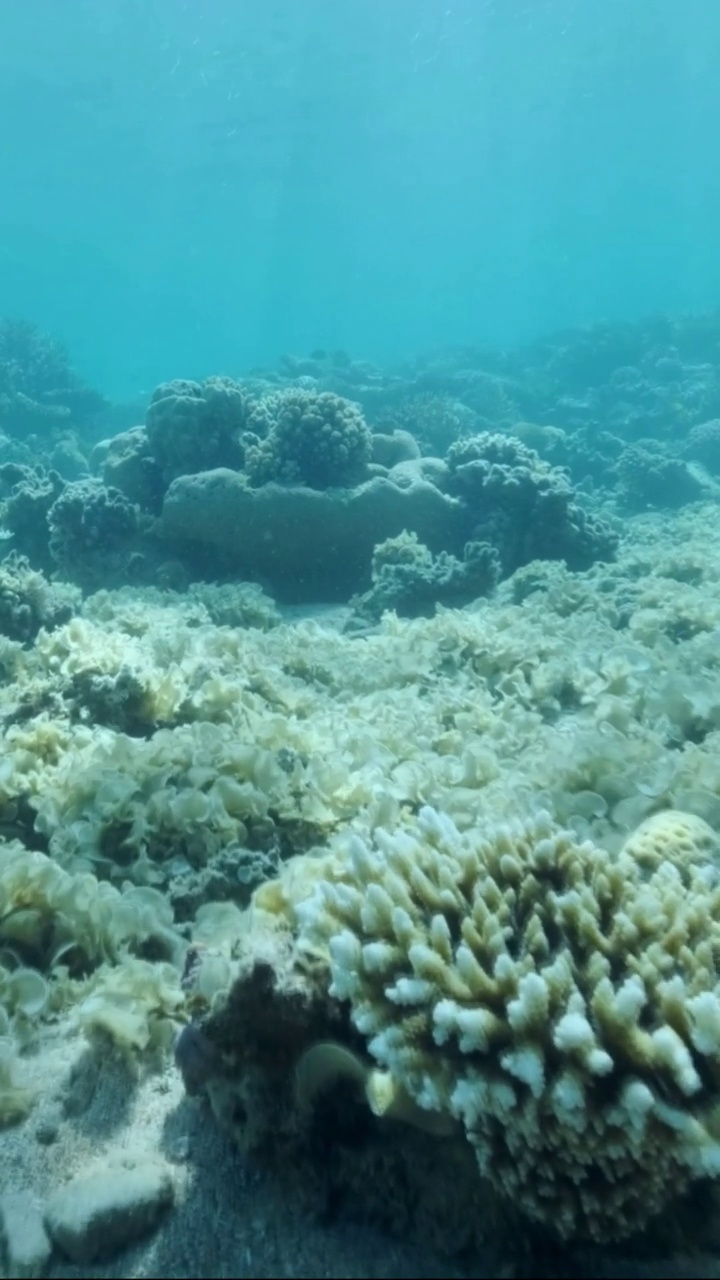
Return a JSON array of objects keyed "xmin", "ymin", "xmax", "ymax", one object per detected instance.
[
  {"xmin": 4, "ymin": 1024, "xmax": 720, "ymax": 1280},
  {"xmin": 1, "ymin": 1022, "xmax": 473, "ymax": 1280},
  {"xmin": 9, "ymin": 509, "xmax": 720, "ymax": 1279}
]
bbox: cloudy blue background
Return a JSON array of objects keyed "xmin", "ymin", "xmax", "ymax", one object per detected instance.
[{"xmin": 0, "ymin": 0, "xmax": 718, "ymax": 396}]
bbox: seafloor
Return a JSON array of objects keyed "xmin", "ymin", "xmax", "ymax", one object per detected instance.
[{"xmin": 4, "ymin": 501, "xmax": 720, "ymax": 1277}]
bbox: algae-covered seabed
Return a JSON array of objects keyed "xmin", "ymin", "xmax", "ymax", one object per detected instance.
[{"xmin": 5, "ymin": 504, "xmax": 720, "ymax": 1279}]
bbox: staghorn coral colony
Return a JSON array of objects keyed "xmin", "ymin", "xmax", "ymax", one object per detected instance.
[
  {"xmin": 6, "ymin": 312, "xmax": 720, "ymax": 1271},
  {"xmin": 291, "ymin": 807, "xmax": 720, "ymax": 1242}
]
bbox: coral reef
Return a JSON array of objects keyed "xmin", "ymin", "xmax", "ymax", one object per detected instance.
[
  {"xmin": 348, "ymin": 530, "xmax": 500, "ymax": 626},
  {"xmin": 244, "ymin": 388, "xmax": 372, "ymax": 489},
  {"xmin": 0, "ymin": 319, "xmax": 105, "ymax": 436},
  {"xmin": 446, "ymin": 432, "xmax": 617, "ymax": 573},
  {"xmin": 160, "ymin": 468, "xmax": 469, "ymax": 601},
  {"xmin": 47, "ymin": 479, "xmax": 139, "ymax": 586},
  {"xmin": 0, "ymin": 553, "xmax": 80, "ymax": 642},
  {"xmin": 10, "ymin": 307, "xmax": 720, "ymax": 1268},
  {"xmin": 615, "ymin": 444, "xmax": 706, "ymax": 512},
  {"xmin": 145, "ymin": 376, "xmax": 249, "ymax": 482},
  {"xmin": 291, "ymin": 805, "xmax": 720, "ymax": 1242}
]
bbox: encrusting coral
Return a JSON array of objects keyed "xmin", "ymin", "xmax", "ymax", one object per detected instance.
[{"xmin": 287, "ymin": 804, "xmax": 720, "ymax": 1242}]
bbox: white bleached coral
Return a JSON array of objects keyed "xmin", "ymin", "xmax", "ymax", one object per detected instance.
[
  {"xmin": 622, "ymin": 808, "xmax": 720, "ymax": 876},
  {"xmin": 0, "ymin": 837, "xmax": 186, "ymax": 1088},
  {"xmin": 293, "ymin": 804, "xmax": 720, "ymax": 1241},
  {"xmin": 0, "ymin": 838, "xmax": 182, "ymax": 969}
]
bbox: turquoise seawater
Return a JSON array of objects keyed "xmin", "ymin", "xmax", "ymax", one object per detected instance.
[
  {"xmin": 1, "ymin": 0, "xmax": 719, "ymax": 398},
  {"xmin": 4, "ymin": 8, "xmax": 720, "ymax": 1275}
]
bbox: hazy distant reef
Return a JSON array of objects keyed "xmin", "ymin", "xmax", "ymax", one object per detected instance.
[
  {"xmin": 0, "ymin": 318, "xmax": 105, "ymax": 437},
  {"xmin": 3, "ymin": 307, "xmax": 720, "ymax": 610}
]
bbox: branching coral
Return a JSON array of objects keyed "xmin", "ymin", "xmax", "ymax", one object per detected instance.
[
  {"xmin": 0, "ymin": 319, "xmax": 105, "ymax": 435},
  {"xmin": 244, "ymin": 389, "xmax": 371, "ymax": 489},
  {"xmin": 0, "ymin": 462, "xmax": 65, "ymax": 569},
  {"xmin": 293, "ymin": 805, "xmax": 720, "ymax": 1241},
  {"xmin": 445, "ymin": 432, "xmax": 617, "ymax": 574},
  {"xmin": 0, "ymin": 553, "xmax": 80, "ymax": 642},
  {"xmin": 47, "ymin": 479, "xmax": 139, "ymax": 585},
  {"xmin": 348, "ymin": 530, "xmax": 499, "ymax": 625}
]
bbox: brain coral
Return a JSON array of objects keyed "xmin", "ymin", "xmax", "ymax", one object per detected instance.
[
  {"xmin": 294, "ymin": 805, "xmax": 720, "ymax": 1241},
  {"xmin": 245, "ymin": 388, "xmax": 371, "ymax": 489}
]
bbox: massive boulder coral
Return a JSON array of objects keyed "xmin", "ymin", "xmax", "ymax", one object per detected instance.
[
  {"xmin": 244, "ymin": 388, "xmax": 372, "ymax": 489},
  {"xmin": 145, "ymin": 376, "xmax": 249, "ymax": 482},
  {"xmin": 159, "ymin": 468, "xmax": 469, "ymax": 600},
  {"xmin": 102, "ymin": 425, "xmax": 165, "ymax": 513},
  {"xmin": 445, "ymin": 432, "xmax": 618, "ymax": 573},
  {"xmin": 372, "ymin": 392, "xmax": 478, "ymax": 456},
  {"xmin": 290, "ymin": 805, "xmax": 720, "ymax": 1242}
]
